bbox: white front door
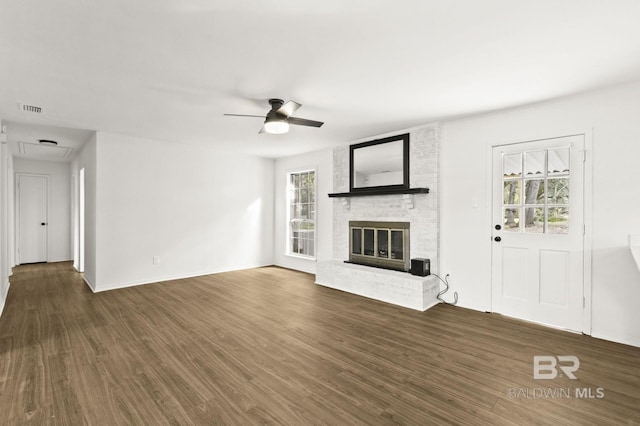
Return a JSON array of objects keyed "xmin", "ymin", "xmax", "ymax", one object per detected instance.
[
  {"xmin": 17, "ymin": 174, "xmax": 48, "ymax": 264},
  {"xmin": 491, "ymin": 135, "xmax": 584, "ymax": 331}
]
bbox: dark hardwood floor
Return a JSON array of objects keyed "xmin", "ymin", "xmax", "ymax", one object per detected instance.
[{"xmin": 0, "ymin": 262, "xmax": 638, "ymax": 425}]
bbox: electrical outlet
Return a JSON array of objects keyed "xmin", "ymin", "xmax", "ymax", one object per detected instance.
[{"xmin": 153, "ymin": 256, "xmax": 160, "ymax": 265}]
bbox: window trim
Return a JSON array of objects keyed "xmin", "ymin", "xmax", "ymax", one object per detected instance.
[{"xmin": 285, "ymin": 168, "xmax": 317, "ymax": 260}]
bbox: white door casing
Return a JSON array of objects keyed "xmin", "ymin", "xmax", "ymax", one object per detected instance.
[
  {"xmin": 17, "ymin": 174, "xmax": 49, "ymax": 264},
  {"xmin": 491, "ymin": 135, "xmax": 584, "ymax": 332}
]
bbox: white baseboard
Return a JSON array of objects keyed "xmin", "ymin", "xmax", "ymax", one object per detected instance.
[
  {"xmin": 591, "ymin": 332, "xmax": 640, "ymax": 349},
  {"xmin": 0, "ymin": 281, "xmax": 10, "ymax": 318},
  {"xmin": 48, "ymin": 258, "xmax": 74, "ymax": 263},
  {"xmin": 91, "ymin": 263, "xmax": 274, "ymax": 293},
  {"xmin": 83, "ymin": 275, "xmax": 96, "ymax": 292}
]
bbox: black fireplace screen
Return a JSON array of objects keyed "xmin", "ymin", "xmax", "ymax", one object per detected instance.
[{"xmin": 349, "ymin": 221, "xmax": 410, "ymax": 272}]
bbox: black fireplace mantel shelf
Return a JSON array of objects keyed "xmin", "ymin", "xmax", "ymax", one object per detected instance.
[{"xmin": 328, "ymin": 187, "xmax": 429, "ymax": 198}]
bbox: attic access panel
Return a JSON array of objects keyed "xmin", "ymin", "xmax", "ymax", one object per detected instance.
[{"xmin": 18, "ymin": 142, "xmax": 73, "ymax": 160}]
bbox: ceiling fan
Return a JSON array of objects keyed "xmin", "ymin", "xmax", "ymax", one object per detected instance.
[{"xmin": 224, "ymin": 98, "xmax": 324, "ymax": 134}]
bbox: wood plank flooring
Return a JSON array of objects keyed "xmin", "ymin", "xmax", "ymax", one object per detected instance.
[{"xmin": 0, "ymin": 262, "xmax": 639, "ymax": 425}]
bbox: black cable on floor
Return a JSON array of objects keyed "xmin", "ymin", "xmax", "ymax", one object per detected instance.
[{"xmin": 432, "ymin": 273, "xmax": 458, "ymax": 305}]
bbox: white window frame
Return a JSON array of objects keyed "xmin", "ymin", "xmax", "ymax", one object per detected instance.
[{"xmin": 286, "ymin": 169, "xmax": 316, "ymax": 259}]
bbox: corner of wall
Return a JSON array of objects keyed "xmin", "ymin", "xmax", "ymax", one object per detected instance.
[
  {"xmin": 83, "ymin": 274, "xmax": 96, "ymax": 293},
  {"xmin": 0, "ymin": 117, "xmax": 11, "ymax": 319},
  {"xmin": 0, "ymin": 281, "xmax": 9, "ymax": 317}
]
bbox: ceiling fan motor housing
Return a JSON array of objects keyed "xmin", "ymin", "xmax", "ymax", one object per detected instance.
[{"xmin": 268, "ymin": 98, "xmax": 285, "ymax": 110}]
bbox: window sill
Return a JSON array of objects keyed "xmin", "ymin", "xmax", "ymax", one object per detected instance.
[{"xmin": 285, "ymin": 253, "xmax": 316, "ymax": 262}]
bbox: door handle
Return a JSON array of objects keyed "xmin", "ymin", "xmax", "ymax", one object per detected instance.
[
  {"xmin": 41, "ymin": 222, "xmax": 47, "ymax": 226},
  {"xmin": 494, "ymin": 236, "xmax": 501, "ymax": 242}
]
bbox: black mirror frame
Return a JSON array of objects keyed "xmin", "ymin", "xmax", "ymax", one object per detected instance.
[{"xmin": 349, "ymin": 133, "xmax": 410, "ymax": 193}]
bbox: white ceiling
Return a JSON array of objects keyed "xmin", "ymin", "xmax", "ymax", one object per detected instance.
[
  {"xmin": 6, "ymin": 121, "xmax": 94, "ymax": 163},
  {"xmin": 1, "ymin": 0, "xmax": 640, "ymax": 159}
]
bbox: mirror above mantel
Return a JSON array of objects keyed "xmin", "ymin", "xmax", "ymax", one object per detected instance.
[
  {"xmin": 328, "ymin": 133, "xmax": 429, "ymax": 198},
  {"xmin": 351, "ymin": 133, "xmax": 409, "ymax": 192}
]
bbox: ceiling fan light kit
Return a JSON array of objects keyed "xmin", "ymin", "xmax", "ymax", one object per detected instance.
[
  {"xmin": 264, "ymin": 116, "xmax": 290, "ymax": 134},
  {"xmin": 224, "ymin": 98, "xmax": 324, "ymax": 134}
]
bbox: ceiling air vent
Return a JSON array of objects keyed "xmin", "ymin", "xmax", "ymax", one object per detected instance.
[{"xmin": 20, "ymin": 103, "xmax": 43, "ymax": 113}]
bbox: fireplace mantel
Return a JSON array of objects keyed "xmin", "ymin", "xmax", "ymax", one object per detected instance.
[{"xmin": 328, "ymin": 187, "xmax": 429, "ymax": 197}]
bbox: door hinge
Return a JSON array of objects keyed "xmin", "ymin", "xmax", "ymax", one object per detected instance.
[
  {"xmin": 582, "ymin": 150, "xmax": 587, "ymax": 163},
  {"xmin": 583, "ymin": 296, "xmax": 586, "ymax": 308},
  {"xmin": 583, "ymin": 223, "xmax": 586, "ymax": 236}
]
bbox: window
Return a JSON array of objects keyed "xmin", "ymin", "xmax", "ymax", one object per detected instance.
[
  {"xmin": 287, "ymin": 170, "xmax": 316, "ymax": 258},
  {"xmin": 502, "ymin": 146, "xmax": 570, "ymax": 234}
]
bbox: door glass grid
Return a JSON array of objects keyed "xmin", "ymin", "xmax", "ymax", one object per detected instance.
[{"xmin": 502, "ymin": 146, "xmax": 570, "ymax": 234}]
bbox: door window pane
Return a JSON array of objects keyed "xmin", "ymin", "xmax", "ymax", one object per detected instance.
[
  {"xmin": 503, "ymin": 208, "xmax": 520, "ymax": 232},
  {"xmin": 525, "ymin": 150, "xmax": 545, "ymax": 177},
  {"xmin": 547, "ymin": 207, "xmax": 569, "ymax": 234},
  {"xmin": 503, "ymin": 180, "xmax": 521, "ymax": 205},
  {"xmin": 524, "ymin": 179, "xmax": 544, "ymax": 204},
  {"xmin": 547, "ymin": 178, "xmax": 569, "ymax": 204},
  {"xmin": 548, "ymin": 147, "xmax": 570, "ymax": 175},
  {"xmin": 503, "ymin": 152, "xmax": 522, "ymax": 178},
  {"xmin": 524, "ymin": 207, "xmax": 544, "ymax": 233}
]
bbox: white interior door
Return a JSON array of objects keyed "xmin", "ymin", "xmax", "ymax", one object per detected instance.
[
  {"xmin": 491, "ymin": 135, "xmax": 584, "ymax": 331},
  {"xmin": 17, "ymin": 174, "xmax": 48, "ymax": 264}
]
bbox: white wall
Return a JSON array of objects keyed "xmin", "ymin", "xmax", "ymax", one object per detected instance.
[
  {"xmin": 274, "ymin": 148, "xmax": 333, "ymax": 274},
  {"xmin": 441, "ymin": 80, "xmax": 640, "ymax": 347},
  {"xmin": 71, "ymin": 133, "xmax": 97, "ymax": 287},
  {"xmin": 13, "ymin": 158, "xmax": 72, "ymax": 262},
  {"xmin": 92, "ymin": 132, "xmax": 274, "ymax": 290}
]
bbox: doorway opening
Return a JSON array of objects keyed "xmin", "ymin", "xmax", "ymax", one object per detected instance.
[{"xmin": 78, "ymin": 168, "xmax": 85, "ymax": 272}]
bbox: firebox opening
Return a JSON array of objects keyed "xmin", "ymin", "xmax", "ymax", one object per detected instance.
[{"xmin": 348, "ymin": 221, "xmax": 410, "ymax": 272}]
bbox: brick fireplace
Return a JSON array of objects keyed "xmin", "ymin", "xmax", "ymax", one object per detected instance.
[{"xmin": 315, "ymin": 124, "xmax": 441, "ymax": 311}]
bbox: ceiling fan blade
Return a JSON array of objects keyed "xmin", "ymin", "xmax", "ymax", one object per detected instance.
[
  {"xmin": 288, "ymin": 117, "xmax": 324, "ymax": 128},
  {"xmin": 223, "ymin": 114, "xmax": 266, "ymax": 118},
  {"xmin": 276, "ymin": 101, "xmax": 301, "ymax": 117}
]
